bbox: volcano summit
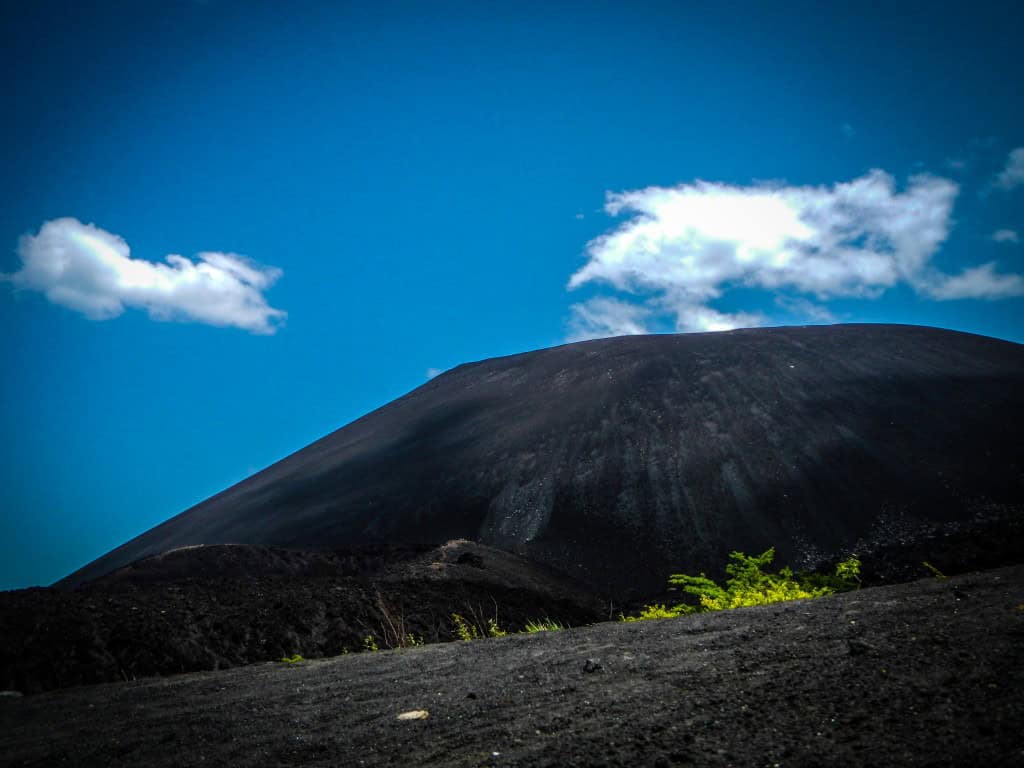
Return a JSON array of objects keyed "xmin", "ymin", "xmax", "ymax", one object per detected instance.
[{"xmin": 62, "ymin": 324, "xmax": 1024, "ymax": 594}]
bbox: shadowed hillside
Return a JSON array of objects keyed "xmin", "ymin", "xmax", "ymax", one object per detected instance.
[
  {"xmin": 2, "ymin": 541, "xmax": 603, "ymax": 694},
  {"xmin": 60, "ymin": 324, "xmax": 1024, "ymax": 595}
]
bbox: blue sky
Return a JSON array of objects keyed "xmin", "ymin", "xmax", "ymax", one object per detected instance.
[{"xmin": 1, "ymin": 0, "xmax": 1022, "ymax": 589}]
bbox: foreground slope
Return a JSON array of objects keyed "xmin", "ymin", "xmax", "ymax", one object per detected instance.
[
  {"xmin": 62, "ymin": 324, "xmax": 1024, "ymax": 593},
  {"xmin": 5, "ymin": 565, "xmax": 1023, "ymax": 767}
]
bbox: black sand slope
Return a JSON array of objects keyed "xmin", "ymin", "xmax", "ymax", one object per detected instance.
[
  {"xmin": 5, "ymin": 565, "xmax": 1023, "ymax": 767},
  {"xmin": 60, "ymin": 324, "xmax": 1024, "ymax": 595}
]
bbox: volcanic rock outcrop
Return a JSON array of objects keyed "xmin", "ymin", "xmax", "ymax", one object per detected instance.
[{"xmin": 61, "ymin": 324, "xmax": 1024, "ymax": 595}]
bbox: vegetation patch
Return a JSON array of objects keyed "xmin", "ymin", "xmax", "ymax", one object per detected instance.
[
  {"xmin": 622, "ymin": 548, "xmax": 861, "ymax": 621},
  {"xmin": 450, "ymin": 613, "xmax": 563, "ymax": 640},
  {"xmin": 451, "ymin": 613, "xmax": 480, "ymax": 642},
  {"xmin": 523, "ymin": 618, "xmax": 565, "ymax": 633}
]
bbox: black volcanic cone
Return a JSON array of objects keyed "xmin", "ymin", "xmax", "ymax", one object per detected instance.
[{"xmin": 62, "ymin": 324, "xmax": 1024, "ymax": 594}]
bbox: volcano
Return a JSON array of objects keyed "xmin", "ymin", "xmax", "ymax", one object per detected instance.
[{"xmin": 61, "ymin": 324, "xmax": 1024, "ymax": 594}]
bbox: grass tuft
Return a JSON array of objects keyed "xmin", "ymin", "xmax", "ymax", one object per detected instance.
[{"xmin": 523, "ymin": 618, "xmax": 565, "ymax": 633}]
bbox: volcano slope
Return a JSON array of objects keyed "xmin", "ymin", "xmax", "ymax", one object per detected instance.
[
  {"xmin": 4, "ymin": 565, "xmax": 1023, "ymax": 767},
  {"xmin": 61, "ymin": 324, "xmax": 1024, "ymax": 597}
]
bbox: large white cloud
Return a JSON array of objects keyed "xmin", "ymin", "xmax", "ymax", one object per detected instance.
[
  {"xmin": 568, "ymin": 170, "xmax": 1023, "ymax": 335},
  {"xmin": 995, "ymin": 147, "xmax": 1024, "ymax": 190},
  {"xmin": 4, "ymin": 218, "xmax": 286, "ymax": 334}
]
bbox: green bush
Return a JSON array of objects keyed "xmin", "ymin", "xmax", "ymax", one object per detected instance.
[{"xmin": 622, "ymin": 549, "xmax": 862, "ymax": 621}]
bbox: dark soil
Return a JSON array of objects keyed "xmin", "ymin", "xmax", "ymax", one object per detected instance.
[{"xmin": 3, "ymin": 565, "xmax": 1022, "ymax": 767}]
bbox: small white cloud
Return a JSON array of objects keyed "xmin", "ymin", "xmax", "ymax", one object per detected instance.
[
  {"xmin": 425, "ymin": 367, "xmax": 443, "ymax": 379},
  {"xmin": 841, "ymin": 123, "xmax": 855, "ymax": 139},
  {"xmin": 575, "ymin": 213, "xmax": 585, "ymax": 220},
  {"xmin": 774, "ymin": 295, "xmax": 836, "ymax": 324},
  {"xmin": 670, "ymin": 302, "xmax": 764, "ymax": 333},
  {"xmin": 567, "ymin": 297, "xmax": 652, "ymax": 341},
  {"xmin": 995, "ymin": 147, "xmax": 1024, "ymax": 190},
  {"xmin": 3, "ymin": 218, "xmax": 285, "ymax": 333},
  {"xmin": 925, "ymin": 262, "xmax": 1024, "ymax": 300},
  {"xmin": 992, "ymin": 229, "xmax": 1020, "ymax": 244}
]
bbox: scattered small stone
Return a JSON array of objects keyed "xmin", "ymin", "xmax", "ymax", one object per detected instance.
[
  {"xmin": 396, "ymin": 710, "xmax": 429, "ymax": 721},
  {"xmin": 583, "ymin": 658, "xmax": 603, "ymax": 673},
  {"xmin": 466, "ymin": 692, "xmax": 478, "ymax": 699},
  {"xmin": 0, "ymin": 690, "xmax": 24, "ymax": 698}
]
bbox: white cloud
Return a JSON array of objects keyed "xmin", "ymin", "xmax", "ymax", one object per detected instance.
[
  {"xmin": 3, "ymin": 218, "xmax": 285, "ymax": 334},
  {"xmin": 774, "ymin": 295, "xmax": 837, "ymax": 324},
  {"xmin": 841, "ymin": 123, "xmax": 855, "ymax": 139},
  {"xmin": 992, "ymin": 229, "xmax": 1020, "ymax": 244},
  {"xmin": 425, "ymin": 367, "xmax": 443, "ymax": 379},
  {"xmin": 924, "ymin": 263, "xmax": 1024, "ymax": 301},
  {"xmin": 568, "ymin": 170, "xmax": 1024, "ymax": 337},
  {"xmin": 666, "ymin": 300, "xmax": 765, "ymax": 334},
  {"xmin": 995, "ymin": 147, "xmax": 1024, "ymax": 190},
  {"xmin": 567, "ymin": 297, "xmax": 653, "ymax": 341}
]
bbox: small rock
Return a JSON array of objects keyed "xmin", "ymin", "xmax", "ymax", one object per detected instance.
[
  {"xmin": 396, "ymin": 709, "xmax": 429, "ymax": 721},
  {"xmin": 0, "ymin": 690, "xmax": 23, "ymax": 698},
  {"xmin": 583, "ymin": 658, "xmax": 603, "ymax": 673},
  {"xmin": 466, "ymin": 692, "xmax": 478, "ymax": 700}
]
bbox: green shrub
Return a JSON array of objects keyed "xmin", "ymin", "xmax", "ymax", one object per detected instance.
[
  {"xmin": 451, "ymin": 613, "xmax": 479, "ymax": 642},
  {"xmin": 362, "ymin": 634, "xmax": 379, "ymax": 652},
  {"xmin": 487, "ymin": 618, "xmax": 507, "ymax": 638},
  {"xmin": 279, "ymin": 654, "xmax": 305, "ymax": 664},
  {"xmin": 835, "ymin": 555, "xmax": 862, "ymax": 586},
  {"xmin": 622, "ymin": 549, "xmax": 863, "ymax": 620}
]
